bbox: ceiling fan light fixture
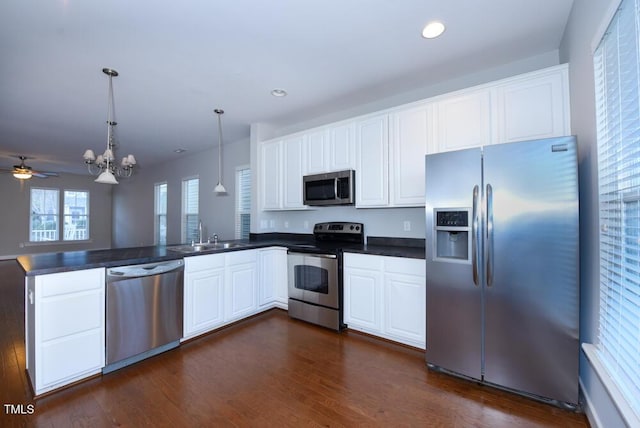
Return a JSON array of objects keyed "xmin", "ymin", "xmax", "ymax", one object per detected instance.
[
  {"xmin": 271, "ymin": 88, "xmax": 287, "ymax": 97},
  {"xmin": 13, "ymin": 171, "xmax": 32, "ymax": 180},
  {"xmin": 422, "ymin": 21, "xmax": 446, "ymax": 39}
]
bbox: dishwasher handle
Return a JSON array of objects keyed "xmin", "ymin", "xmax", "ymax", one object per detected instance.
[{"xmin": 107, "ymin": 259, "xmax": 184, "ymax": 280}]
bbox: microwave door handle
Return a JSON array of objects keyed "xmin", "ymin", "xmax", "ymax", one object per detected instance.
[{"xmin": 334, "ymin": 178, "xmax": 339, "ymax": 199}]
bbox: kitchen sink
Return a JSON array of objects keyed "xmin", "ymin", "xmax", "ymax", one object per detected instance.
[{"xmin": 167, "ymin": 242, "xmax": 249, "ymax": 253}]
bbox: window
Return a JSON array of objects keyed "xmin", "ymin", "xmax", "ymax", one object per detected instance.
[
  {"xmin": 236, "ymin": 166, "xmax": 251, "ymax": 239},
  {"xmin": 30, "ymin": 188, "xmax": 59, "ymax": 241},
  {"xmin": 594, "ymin": 0, "xmax": 640, "ymax": 418},
  {"xmin": 63, "ymin": 191, "xmax": 89, "ymax": 240},
  {"xmin": 155, "ymin": 182, "xmax": 167, "ymax": 245},
  {"xmin": 182, "ymin": 177, "xmax": 199, "ymax": 243},
  {"xmin": 30, "ymin": 188, "xmax": 89, "ymax": 242}
]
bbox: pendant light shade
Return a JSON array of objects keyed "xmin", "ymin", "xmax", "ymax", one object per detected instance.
[
  {"xmin": 95, "ymin": 170, "xmax": 119, "ymax": 184},
  {"xmin": 214, "ymin": 109, "xmax": 226, "ymax": 193}
]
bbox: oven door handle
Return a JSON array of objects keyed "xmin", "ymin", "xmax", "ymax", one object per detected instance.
[{"xmin": 287, "ymin": 251, "xmax": 337, "ymax": 259}]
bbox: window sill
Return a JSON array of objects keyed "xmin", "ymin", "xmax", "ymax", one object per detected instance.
[{"xmin": 582, "ymin": 343, "xmax": 640, "ymax": 428}]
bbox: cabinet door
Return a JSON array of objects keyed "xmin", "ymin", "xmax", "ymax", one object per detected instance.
[
  {"xmin": 259, "ymin": 247, "xmax": 288, "ymax": 308},
  {"xmin": 306, "ymin": 129, "xmax": 329, "ymax": 174},
  {"xmin": 495, "ymin": 66, "xmax": 570, "ymax": 143},
  {"xmin": 389, "ymin": 103, "xmax": 432, "ymax": 206},
  {"xmin": 225, "ymin": 251, "xmax": 259, "ymax": 322},
  {"xmin": 184, "ymin": 267, "xmax": 225, "ymax": 338},
  {"xmin": 356, "ymin": 114, "xmax": 389, "ymax": 207},
  {"xmin": 384, "ymin": 269, "xmax": 426, "ymax": 348},
  {"xmin": 31, "ymin": 268, "xmax": 105, "ymax": 394},
  {"xmin": 260, "ymin": 139, "xmax": 282, "ymax": 210},
  {"xmin": 343, "ymin": 253, "xmax": 384, "ymax": 333},
  {"xmin": 328, "ymin": 122, "xmax": 355, "ymax": 171},
  {"xmin": 435, "ymin": 90, "xmax": 492, "ymax": 152},
  {"xmin": 282, "ymin": 135, "xmax": 307, "ymax": 209}
]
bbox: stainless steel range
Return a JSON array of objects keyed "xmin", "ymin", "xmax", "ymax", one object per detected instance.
[{"xmin": 287, "ymin": 222, "xmax": 364, "ymax": 331}]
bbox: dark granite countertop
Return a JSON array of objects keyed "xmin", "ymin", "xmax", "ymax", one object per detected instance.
[{"xmin": 18, "ymin": 235, "xmax": 425, "ymax": 276}]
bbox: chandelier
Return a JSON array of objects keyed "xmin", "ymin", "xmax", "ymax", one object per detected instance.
[{"xmin": 82, "ymin": 68, "xmax": 136, "ymax": 184}]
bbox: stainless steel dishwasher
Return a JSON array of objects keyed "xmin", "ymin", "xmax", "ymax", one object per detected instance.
[{"xmin": 104, "ymin": 259, "xmax": 184, "ymax": 374}]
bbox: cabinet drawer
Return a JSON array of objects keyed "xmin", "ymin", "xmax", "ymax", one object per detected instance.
[
  {"xmin": 38, "ymin": 268, "xmax": 104, "ymax": 297},
  {"xmin": 226, "ymin": 249, "xmax": 258, "ymax": 265},
  {"xmin": 39, "ymin": 329, "xmax": 104, "ymax": 388},
  {"xmin": 40, "ymin": 291, "xmax": 103, "ymax": 341},
  {"xmin": 384, "ymin": 256, "xmax": 425, "ymax": 276},
  {"xmin": 185, "ymin": 253, "xmax": 225, "ymax": 272},
  {"xmin": 343, "ymin": 252, "xmax": 384, "ymax": 270}
]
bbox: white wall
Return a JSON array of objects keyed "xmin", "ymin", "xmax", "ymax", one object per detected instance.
[
  {"xmin": 559, "ymin": 1, "xmax": 629, "ymax": 427},
  {"xmin": 112, "ymin": 138, "xmax": 249, "ymax": 247},
  {"xmin": 0, "ymin": 173, "xmax": 113, "ymax": 258},
  {"xmin": 250, "ymin": 52, "xmax": 561, "ymax": 240}
]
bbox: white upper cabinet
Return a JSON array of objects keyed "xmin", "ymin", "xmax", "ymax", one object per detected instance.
[
  {"xmin": 257, "ymin": 64, "xmax": 570, "ymax": 210},
  {"xmin": 434, "ymin": 89, "xmax": 493, "ymax": 153},
  {"xmin": 259, "ymin": 139, "xmax": 282, "ymax": 210},
  {"xmin": 494, "ymin": 65, "xmax": 570, "ymax": 144},
  {"xmin": 306, "ymin": 122, "xmax": 356, "ymax": 175},
  {"xmin": 389, "ymin": 102, "xmax": 434, "ymax": 207},
  {"xmin": 282, "ymin": 135, "xmax": 307, "ymax": 209},
  {"xmin": 259, "ymin": 135, "xmax": 307, "ymax": 211},
  {"xmin": 355, "ymin": 114, "xmax": 389, "ymax": 207}
]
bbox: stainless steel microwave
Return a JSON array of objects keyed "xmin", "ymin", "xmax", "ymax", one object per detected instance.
[{"xmin": 303, "ymin": 170, "xmax": 355, "ymax": 206}]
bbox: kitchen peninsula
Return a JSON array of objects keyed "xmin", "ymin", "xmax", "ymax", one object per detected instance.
[{"xmin": 17, "ymin": 237, "xmax": 424, "ymax": 396}]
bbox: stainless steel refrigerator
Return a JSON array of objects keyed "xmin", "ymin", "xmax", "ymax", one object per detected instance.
[{"xmin": 425, "ymin": 136, "xmax": 579, "ymax": 407}]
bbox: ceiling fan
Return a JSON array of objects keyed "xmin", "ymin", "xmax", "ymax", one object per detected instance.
[{"xmin": 0, "ymin": 156, "xmax": 59, "ymax": 180}]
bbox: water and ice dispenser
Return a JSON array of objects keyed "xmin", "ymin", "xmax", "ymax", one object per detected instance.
[{"xmin": 433, "ymin": 208, "xmax": 471, "ymax": 263}]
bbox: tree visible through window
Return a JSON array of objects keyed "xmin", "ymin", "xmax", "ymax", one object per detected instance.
[
  {"xmin": 30, "ymin": 188, "xmax": 89, "ymax": 242},
  {"xmin": 30, "ymin": 188, "xmax": 59, "ymax": 241}
]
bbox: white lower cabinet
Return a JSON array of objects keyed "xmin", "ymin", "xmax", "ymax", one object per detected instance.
[
  {"xmin": 258, "ymin": 247, "xmax": 288, "ymax": 309},
  {"xmin": 26, "ymin": 268, "xmax": 105, "ymax": 396},
  {"xmin": 183, "ymin": 253, "xmax": 226, "ymax": 339},
  {"xmin": 184, "ymin": 247, "xmax": 287, "ymax": 340},
  {"xmin": 225, "ymin": 249, "xmax": 259, "ymax": 322},
  {"xmin": 343, "ymin": 253, "xmax": 426, "ymax": 349}
]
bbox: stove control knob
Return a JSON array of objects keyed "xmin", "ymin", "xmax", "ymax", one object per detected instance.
[{"xmin": 350, "ymin": 225, "xmax": 354, "ymax": 230}]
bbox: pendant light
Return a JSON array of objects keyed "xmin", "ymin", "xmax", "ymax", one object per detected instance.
[
  {"xmin": 214, "ymin": 109, "xmax": 226, "ymax": 193},
  {"xmin": 82, "ymin": 68, "xmax": 137, "ymax": 184}
]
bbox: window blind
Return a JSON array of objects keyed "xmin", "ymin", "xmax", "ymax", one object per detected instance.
[
  {"xmin": 236, "ymin": 167, "xmax": 251, "ymax": 239},
  {"xmin": 594, "ymin": 0, "xmax": 640, "ymax": 417},
  {"xmin": 182, "ymin": 178, "xmax": 199, "ymax": 243},
  {"xmin": 155, "ymin": 182, "xmax": 167, "ymax": 245}
]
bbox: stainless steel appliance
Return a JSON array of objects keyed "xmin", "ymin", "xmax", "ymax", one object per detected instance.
[
  {"xmin": 303, "ymin": 169, "xmax": 355, "ymax": 206},
  {"xmin": 425, "ymin": 136, "xmax": 579, "ymax": 408},
  {"xmin": 288, "ymin": 221, "xmax": 364, "ymax": 330},
  {"xmin": 104, "ymin": 259, "xmax": 184, "ymax": 373}
]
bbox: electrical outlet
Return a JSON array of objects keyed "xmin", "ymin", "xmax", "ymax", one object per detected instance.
[
  {"xmin": 284, "ymin": 221, "xmax": 289, "ymax": 229},
  {"xmin": 269, "ymin": 220, "xmax": 275, "ymax": 228},
  {"xmin": 260, "ymin": 220, "xmax": 268, "ymax": 229},
  {"xmin": 404, "ymin": 221, "xmax": 411, "ymax": 231}
]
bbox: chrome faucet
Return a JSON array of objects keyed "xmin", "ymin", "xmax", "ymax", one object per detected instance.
[
  {"xmin": 198, "ymin": 220, "xmax": 204, "ymax": 244},
  {"xmin": 212, "ymin": 234, "xmax": 219, "ymax": 244}
]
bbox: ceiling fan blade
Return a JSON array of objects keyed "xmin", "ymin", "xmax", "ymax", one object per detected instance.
[{"xmin": 32, "ymin": 171, "xmax": 59, "ymax": 178}]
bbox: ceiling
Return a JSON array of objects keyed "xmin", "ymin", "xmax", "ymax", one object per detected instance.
[{"xmin": 0, "ymin": 0, "xmax": 574, "ymax": 176}]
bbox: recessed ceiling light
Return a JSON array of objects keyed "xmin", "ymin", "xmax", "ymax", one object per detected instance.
[
  {"xmin": 174, "ymin": 148, "xmax": 187, "ymax": 153},
  {"xmin": 271, "ymin": 88, "xmax": 288, "ymax": 97},
  {"xmin": 422, "ymin": 21, "xmax": 445, "ymax": 39}
]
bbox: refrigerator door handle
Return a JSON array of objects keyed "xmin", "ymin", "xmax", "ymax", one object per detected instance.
[
  {"xmin": 472, "ymin": 185, "xmax": 480, "ymax": 286},
  {"xmin": 486, "ymin": 183, "xmax": 494, "ymax": 287}
]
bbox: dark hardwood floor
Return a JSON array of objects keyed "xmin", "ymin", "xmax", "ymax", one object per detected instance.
[{"xmin": 0, "ymin": 260, "xmax": 589, "ymax": 427}]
